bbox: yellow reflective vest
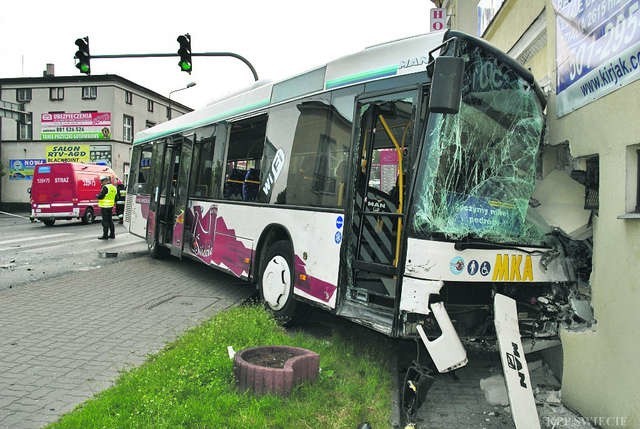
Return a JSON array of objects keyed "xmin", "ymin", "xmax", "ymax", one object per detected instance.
[{"xmin": 98, "ymin": 184, "xmax": 117, "ymax": 208}]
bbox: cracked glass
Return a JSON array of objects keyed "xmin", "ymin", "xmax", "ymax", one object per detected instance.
[{"xmin": 412, "ymin": 41, "xmax": 546, "ymax": 245}]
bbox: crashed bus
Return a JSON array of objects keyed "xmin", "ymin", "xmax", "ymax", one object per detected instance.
[{"xmin": 123, "ymin": 30, "xmax": 593, "ymax": 423}]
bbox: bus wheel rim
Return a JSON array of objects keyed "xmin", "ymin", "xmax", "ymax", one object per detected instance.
[{"xmin": 262, "ymin": 255, "xmax": 291, "ymax": 311}]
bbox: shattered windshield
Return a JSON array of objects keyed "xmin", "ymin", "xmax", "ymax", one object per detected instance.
[{"xmin": 412, "ymin": 41, "xmax": 546, "ymax": 245}]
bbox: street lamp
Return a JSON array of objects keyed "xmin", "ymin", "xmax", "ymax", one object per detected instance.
[{"xmin": 168, "ymin": 82, "xmax": 196, "ymax": 119}]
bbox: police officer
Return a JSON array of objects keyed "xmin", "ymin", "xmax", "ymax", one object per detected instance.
[{"xmin": 96, "ymin": 175, "xmax": 117, "ymax": 239}]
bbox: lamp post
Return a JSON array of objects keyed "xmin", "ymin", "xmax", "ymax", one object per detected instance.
[{"xmin": 168, "ymin": 82, "xmax": 196, "ymax": 119}]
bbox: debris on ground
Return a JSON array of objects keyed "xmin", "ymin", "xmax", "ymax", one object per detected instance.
[
  {"xmin": 478, "ymin": 359, "xmax": 597, "ymax": 428},
  {"xmin": 480, "ymin": 374, "xmax": 509, "ymax": 406}
]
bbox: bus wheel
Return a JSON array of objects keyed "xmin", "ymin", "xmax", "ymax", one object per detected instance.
[
  {"xmin": 148, "ymin": 238, "xmax": 168, "ymax": 259},
  {"xmin": 43, "ymin": 218, "xmax": 55, "ymax": 226},
  {"xmin": 260, "ymin": 240, "xmax": 297, "ymax": 324},
  {"xmin": 82, "ymin": 208, "xmax": 94, "ymax": 224}
]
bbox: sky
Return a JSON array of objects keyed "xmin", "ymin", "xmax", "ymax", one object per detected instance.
[{"xmin": 0, "ymin": 0, "xmax": 436, "ymax": 109}]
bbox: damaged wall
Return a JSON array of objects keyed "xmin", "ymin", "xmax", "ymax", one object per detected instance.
[
  {"xmin": 551, "ymin": 79, "xmax": 640, "ymax": 428},
  {"xmin": 482, "ymin": 0, "xmax": 640, "ymax": 426}
]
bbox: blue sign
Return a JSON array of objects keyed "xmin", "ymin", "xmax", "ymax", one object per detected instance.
[
  {"xmin": 9, "ymin": 159, "xmax": 46, "ymax": 180},
  {"xmin": 451, "ymin": 194, "xmax": 523, "ymax": 236},
  {"xmin": 554, "ymin": 0, "xmax": 640, "ymax": 115},
  {"xmin": 480, "ymin": 261, "xmax": 491, "ymax": 277},
  {"xmin": 334, "ymin": 231, "xmax": 342, "ymax": 244},
  {"xmin": 467, "ymin": 259, "xmax": 479, "ymax": 275},
  {"xmin": 336, "ymin": 215, "xmax": 344, "ymax": 229}
]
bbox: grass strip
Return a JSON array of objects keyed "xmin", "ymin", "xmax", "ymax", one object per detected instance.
[{"xmin": 49, "ymin": 304, "xmax": 394, "ymax": 428}]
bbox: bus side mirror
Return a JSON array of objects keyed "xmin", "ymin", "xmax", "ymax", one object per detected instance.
[
  {"xmin": 428, "ymin": 56, "xmax": 464, "ymax": 114},
  {"xmin": 27, "ymin": 187, "xmax": 31, "ymax": 194}
]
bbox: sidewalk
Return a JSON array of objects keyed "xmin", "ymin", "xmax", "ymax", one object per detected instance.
[{"xmin": 0, "ymin": 256, "xmax": 255, "ymax": 429}]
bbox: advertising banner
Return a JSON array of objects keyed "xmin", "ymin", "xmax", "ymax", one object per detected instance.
[
  {"xmin": 554, "ymin": 0, "xmax": 640, "ymax": 117},
  {"xmin": 46, "ymin": 145, "xmax": 91, "ymax": 163},
  {"xmin": 8, "ymin": 159, "xmax": 46, "ymax": 180},
  {"xmin": 40, "ymin": 112, "xmax": 112, "ymax": 140}
]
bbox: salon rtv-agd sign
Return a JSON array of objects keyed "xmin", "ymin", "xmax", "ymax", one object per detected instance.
[
  {"xmin": 554, "ymin": 0, "xmax": 640, "ymax": 117},
  {"xmin": 40, "ymin": 112, "xmax": 112, "ymax": 140},
  {"xmin": 46, "ymin": 145, "xmax": 91, "ymax": 163}
]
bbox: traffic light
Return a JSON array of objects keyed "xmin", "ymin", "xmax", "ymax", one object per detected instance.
[
  {"xmin": 177, "ymin": 34, "xmax": 192, "ymax": 73},
  {"xmin": 74, "ymin": 37, "xmax": 91, "ymax": 75}
]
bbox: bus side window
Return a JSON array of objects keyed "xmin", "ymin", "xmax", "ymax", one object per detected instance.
[
  {"xmin": 223, "ymin": 115, "xmax": 267, "ymax": 202},
  {"xmin": 224, "ymin": 168, "xmax": 246, "ymax": 200},
  {"xmin": 243, "ymin": 168, "xmax": 260, "ymax": 201}
]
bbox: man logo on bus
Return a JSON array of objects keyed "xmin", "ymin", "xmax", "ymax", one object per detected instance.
[{"xmin": 262, "ymin": 148, "xmax": 285, "ymax": 196}]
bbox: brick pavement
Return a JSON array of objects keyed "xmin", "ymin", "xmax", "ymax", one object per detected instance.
[{"xmin": 0, "ymin": 255, "xmax": 255, "ymax": 429}]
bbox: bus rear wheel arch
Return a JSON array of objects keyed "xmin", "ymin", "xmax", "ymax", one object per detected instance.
[{"xmin": 259, "ymin": 240, "xmax": 297, "ymax": 324}]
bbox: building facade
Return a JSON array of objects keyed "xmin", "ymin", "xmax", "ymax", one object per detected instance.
[
  {"xmin": 0, "ymin": 69, "xmax": 191, "ymax": 210},
  {"xmin": 438, "ymin": 0, "xmax": 640, "ymax": 426}
]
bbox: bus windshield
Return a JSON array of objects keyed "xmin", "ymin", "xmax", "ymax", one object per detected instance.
[{"xmin": 412, "ymin": 41, "xmax": 546, "ymax": 245}]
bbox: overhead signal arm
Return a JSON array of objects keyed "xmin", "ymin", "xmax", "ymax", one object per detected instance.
[{"xmin": 72, "ymin": 34, "xmax": 259, "ymax": 81}]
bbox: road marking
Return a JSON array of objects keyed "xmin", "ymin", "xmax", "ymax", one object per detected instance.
[
  {"xmin": 0, "ymin": 233, "xmax": 71, "ymax": 246},
  {"xmin": 0, "ymin": 232, "xmax": 133, "ymax": 252},
  {"xmin": 0, "ymin": 211, "xmax": 32, "ymax": 219},
  {"xmin": 19, "ymin": 235, "xmax": 145, "ymax": 253}
]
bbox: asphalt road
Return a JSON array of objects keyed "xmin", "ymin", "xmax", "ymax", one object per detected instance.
[{"xmin": 0, "ymin": 212, "xmax": 148, "ymax": 290}]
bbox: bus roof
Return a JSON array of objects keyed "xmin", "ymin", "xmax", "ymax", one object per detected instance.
[{"xmin": 134, "ymin": 31, "xmax": 448, "ymax": 145}]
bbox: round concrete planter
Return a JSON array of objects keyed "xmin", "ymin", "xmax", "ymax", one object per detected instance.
[{"xmin": 234, "ymin": 345, "xmax": 319, "ymax": 396}]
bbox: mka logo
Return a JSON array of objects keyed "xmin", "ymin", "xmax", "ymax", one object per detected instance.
[
  {"xmin": 506, "ymin": 342, "xmax": 527, "ymax": 388},
  {"xmin": 492, "ymin": 254, "xmax": 534, "ymax": 281}
]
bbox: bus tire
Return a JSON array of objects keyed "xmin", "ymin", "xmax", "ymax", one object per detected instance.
[
  {"xmin": 259, "ymin": 240, "xmax": 297, "ymax": 325},
  {"xmin": 81, "ymin": 207, "xmax": 94, "ymax": 224},
  {"xmin": 43, "ymin": 218, "xmax": 55, "ymax": 226},
  {"xmin": 148, "ymin": 238, "xmax": 168, "ymax": 259}
]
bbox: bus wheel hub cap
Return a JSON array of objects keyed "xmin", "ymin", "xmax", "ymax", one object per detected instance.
[{"xmin": 263, "ymin": 255, "xmax": 290, "ymax": 311}]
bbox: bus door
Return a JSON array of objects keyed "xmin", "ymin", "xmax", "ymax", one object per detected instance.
[
  {"xmin": 146, "ymin": 136, "xmax": 193, "ymax": 257},
  {"xmin": 348, "ymin": 91, "xmax": 416, "ymax": 307},
  {"xmin": 169, "ymin": 136, "xmax": 193, "ymax": 257}
]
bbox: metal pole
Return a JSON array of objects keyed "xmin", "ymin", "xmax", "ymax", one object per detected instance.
[
  {"xmin": 168, "ymin": 82, "xmax": 197, "ymax": 119},
  {"xmin": 90, "ymin": 52, "xmax": 259, "ymax": 81}
]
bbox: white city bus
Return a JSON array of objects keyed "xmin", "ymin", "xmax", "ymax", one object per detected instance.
[{"xmin": 124, "ymin": 30, "xmax": 591, "ymax": 382}]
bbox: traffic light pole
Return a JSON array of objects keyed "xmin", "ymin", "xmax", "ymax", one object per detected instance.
[{"xmin": 89, "ymin": 52, "xmax": 259, "ymax": 81}]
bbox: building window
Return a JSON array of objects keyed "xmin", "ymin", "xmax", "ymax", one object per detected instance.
[
  {"xmin": 82, "ymin": 86, "xmax": 97, "ymax": 99},
  {"xmin": 17, "ymin": 113, "xmax": 33, "ymax": 140},
  {"xmin": 145, "ymin": 120, "xmax": 156, "ymax": 128},
  {"xmin": 16, "ymin": 88, "xmax": 32, "ymax": 102},
  {"xmin": 123, "ymin": 115, "xmax": 134, "ymax": 142},
  {"xmin": 147, "ymin": 99, "xmax": 154, "ymax": 112},
  {"xmin": 49, "ymin": 87, "xmax": 64, "ymax": 101},
  {"xmin": 167, "ymin": 106, "xmax": 172, "ymax": 120},
  {"xmin": 625, "ymin": 145, "xmax": 640, "ymax": 215},
  {"xmin": 125, "ymin": 91, "xmax": 133, "ymax": 105},
  {"xmin": 636, "ymin": 149, "xmax": 640, "ymax": 213},
  {"xmin": 478, "ymin": 0, "xmax": 505, "ymax": 35}
]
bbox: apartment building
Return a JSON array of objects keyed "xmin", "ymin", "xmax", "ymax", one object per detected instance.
[{"xmin": 0, "ymin": 66, "xmax": 192, "ymax": 210}]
